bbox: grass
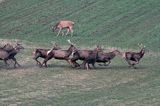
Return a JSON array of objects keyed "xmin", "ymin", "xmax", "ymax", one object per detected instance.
[{"xmin": 0, "ymin": 0, "xmax": 160, "ymax": 105}]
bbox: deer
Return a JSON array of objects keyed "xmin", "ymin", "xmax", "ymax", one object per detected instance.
[
  {"xmin": 83, "ymin": 47, "xmax": 102, "ymax": 70},
  {"xmin": 52, "ymin": 20, "xmax": 74, "ymax": 36},
  {"xmin": 121, "ymin": 44, "xmax": 146, "ymax": 69},
  {"xmin": 70, "ymin": 45, "xmax": 103, "ymax": 68},
  {"xmin": 0, "ymin": 43, "xmax": 24, "ymax": 68},
  {"xmin": 32, "ymin": 43, "xmax": 61, "ymax": 67},
  {"xmin": 41, "ymin": 40, "xmax": 77, "ymax": 67},
  {"xmin": 96, "ymin": 49, "xmax": 121, "ymax": 66}
]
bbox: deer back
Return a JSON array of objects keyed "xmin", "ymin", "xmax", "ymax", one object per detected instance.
[
  {"xmin": 58, "ymin": 21, "xmax": 74, "ymax": 28},
  {"xmin": 0, "ymin": 49, "xmax": 9, "ymax": 59}
]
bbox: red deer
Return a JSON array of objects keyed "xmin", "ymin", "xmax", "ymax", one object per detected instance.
[
  {"xmin": 83, "ymin": 47, "xmax": 101, "ymax": 70},
  {"xmin": 41, "ymin": 40, "xmax": 77, "ymax": 67},
  {"xmin": 0, "ymin": 43, "xmax": 24, "ymax": 68},
  {"xmin": 96, "ymin": 49, "xmax": 121, "ymax": 66},
  {"xmin": 33, "ymin": 43, "xmax": 61, "ymax": 67},
  {"xmin": 52, "ymin": 20, "xmax": 74, "ymax": 36},
  {"xmin": 70, "ymin": 45, "xmax": 103, "ymax": 68},
  {"xmin": 122, "ymin": 44, "xmax": 146, "ymax": 69}
]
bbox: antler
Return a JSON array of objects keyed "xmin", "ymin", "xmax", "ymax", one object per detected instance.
[
  {"xmin": 138, "ymin": 43, "xmax": 146, "ymax": 48},
  {"xmin": 67, "ymin": 39, "xmax": 75, "ymax": 45}
]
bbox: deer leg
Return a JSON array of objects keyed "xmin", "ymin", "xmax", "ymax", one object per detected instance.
[
  {"xmin": 65, "ymin": 58, "xmax": 72, "ymax": 65},
  {"xmin": 105, "ymin": 60, "xmax": 111, "ymax": 66},
  {"xmin": 85, "ymin": 63, "xmax": 89, "ymax": 70},
  {"xmin": 42, "ymin": 59, "xmax": 48, "ymax": 67},
  {"xmin": 65, "ymin": 28, "xmax": 69, "ymax": 36},
  {"xmin": 42, "ymin": 58, "xmax": 49, "ymax": 67},
  {"xmin": 70, "ymin": 27, "xmax": 73, "ymax": 36},
  {"xmin": 74, "ymin": 61, "xmax": 80, "ymax": 67},
  {"xmin": 4, "ymin": 59, "xmax": 9, "ymax": 66},
  {"xmin": 42, "ymin": 56, "xmax": 53, "ymax": 67},
  {"xmin": 12, "ymin": 57, "xmax": 20, "ymax": 68},
  {"xmin": 61, "ymin": 31, "xmax": 64, "ymax": 36},
  {"xmin": 126, "ymin": 59, "xmax": 132, "ymax": 67},
  {"xmin": 88, "ymin": 64, "xmax": 91, "ymax": 69},
  {"xmin": 70, "ymin": 58, "xmax": 80, "ymax": 67},
  {"xmin": 92, "ymin": 63, "xmax": 96, "ymax": 69},
  {"xmin": 81, "ymin": 61, "xmax": 86, "ymax": 69},
  {"xmin": 14, "ymin": 58, "xmax": 21, "ymax": 67},
  {"xmin": 57, "ymin": 28, "xmax": 62, "ymax": 36},
  {"xmin": 33, "ymin": 54, "xmax": 42, "ymax": 66},
  {"xmin": 131, "ymin": 60, "xmax": 139, "ymax": 69}
]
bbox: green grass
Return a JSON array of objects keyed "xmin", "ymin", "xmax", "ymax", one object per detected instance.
[
  {"xmin": 0, "ymin": 0, "xmax": 160, "ymax": 105},
  {"xmin": 0, "ymin": 0, "xmax": 160, "ymax": 51}
]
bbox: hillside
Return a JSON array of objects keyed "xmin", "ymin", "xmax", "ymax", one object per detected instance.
[
  {"xmin": 0, "ymin": 0, "xmax": 160, "ymax": 51},
  {"xmin": 0, "ymin": 0, "xmax": 160, "ymax": 106}
]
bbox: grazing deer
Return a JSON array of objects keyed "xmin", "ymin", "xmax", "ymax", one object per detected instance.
[
  {"xmin": 122, "ymin": 44, "xmax": 146, "ymax": 69},
  {"xmin": 33, "ymin": 43, "xmax": 61, "ymax": 67},
  {"xmin": 52, "ymin": 20, "xmax": 74, "ymax": 36},
  {"xmin": 41, "ymin": 40, "xmax": 77, "ymax": 67}
]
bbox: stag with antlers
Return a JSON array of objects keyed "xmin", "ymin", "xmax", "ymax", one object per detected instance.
[
  {"xmin": 122, "ymin": 44, "xmax": 146, "ymax": 69},
  {"xmin": 33, "ymin": 43, "xmax": 61, "ymax": 67},
  {"xmin": 41, "ymin": 40, "xmax": 76, "ymax": 67}
]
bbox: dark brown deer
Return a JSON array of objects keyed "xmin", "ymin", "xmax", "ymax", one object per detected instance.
[
  {"xmin": 41, "ymin": 40, "xmax": 77, "ymax": 67},
  {"xmin": 70, "ymin": 46, "xmax": 103, "ymax": 68},
  {"xmin": 96, "ymin": 49, "xmax": 121, "ymax": 66},
  {"xmin": 52, "ymin": 20, "xmax": 74, "ymax": 36},
  {"xmin": 33, "ymin": 43, "xmax": 61, "ymax": 67},
  {"xmin": 0, "ymin": 43, "xmax": 24, "ymax": 68},
  {"xmin": 83, "ymin": 47, "xmax": 101, "ymax": 70},
  {"xmin": 122, "ymin": 44, "xmax": 146, "ymax": 69}
]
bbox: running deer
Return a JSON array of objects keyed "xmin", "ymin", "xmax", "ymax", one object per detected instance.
[
  {"xmin": 52, "ymin": 20, "xmax": 74, "ymax": 36},
  {"xmin": 0, "ymin": 43, "xmax": 24, "ymax": 68},
  {"xmin": 122, "ymin": 44, "xmax": 146, "ymax": 69},
  {"xmin": 41, "ymin": 40, "xmax": 77, "ymax": 67},
  {"xmin": 70, "ymin": 45, "xmax": 103, "ymax": 68},
  {"xmin": 97, "ymin": 49, "xmax": 121, "ymax": 66},
  {"xmin": 33, "ymin": 43, "xmax": 61, "ymax": 67}
]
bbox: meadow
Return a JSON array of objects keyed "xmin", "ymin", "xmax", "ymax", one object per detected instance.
[{"xmin": 0, "ymin": 0, "xmax": 160, "ymax": 105}]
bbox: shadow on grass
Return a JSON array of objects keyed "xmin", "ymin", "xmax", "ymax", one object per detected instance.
[{"xmin": 0, "ymin": 62, "xmax": 148, "ymax": 71}]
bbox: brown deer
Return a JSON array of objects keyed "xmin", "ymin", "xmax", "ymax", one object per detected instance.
[
  {"xmin": 70, "ymin": 45, "xmax": 103, "ymax": 68},
  {"xmin": 0, "ymin": 43, "xmax": 24, "ymax": 68},
  {"xmin": 33, "ymin": 43, "xmax": 61, "ymax": 67},
  {"xmin": 52, "ymin": 20, "xmax": 74, "ymax": 36},
  {"xmin": 83, "ymin": 47, "xmax": 102, "ymax": 70},
  {"xmin": 41, "ymin": 40, "xmax": 77, "ymax": 67},
  {"xmin": 122, "ymin": 44, "xmax": 146, "ymax": 69},
  {"xmin": 96, "ymin": 49, "xmax": 121, "ymax": 66}
]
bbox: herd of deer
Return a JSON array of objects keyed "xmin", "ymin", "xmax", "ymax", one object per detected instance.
[
  {"xmin": 0, "ymin": 20, "xmax": 146, "ymax": 70},
  {"xmin": 0, "ymin": 40, "xmax": 146, "ymax": 70}
]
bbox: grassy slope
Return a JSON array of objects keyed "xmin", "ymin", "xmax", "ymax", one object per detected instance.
[
  {"xmin": 0, "ymin": 0, "xmax": 160, "ymax": 106},
  {"xmin": 0, "ymin": 0, "xmax": 160, "ymax": 51}
]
